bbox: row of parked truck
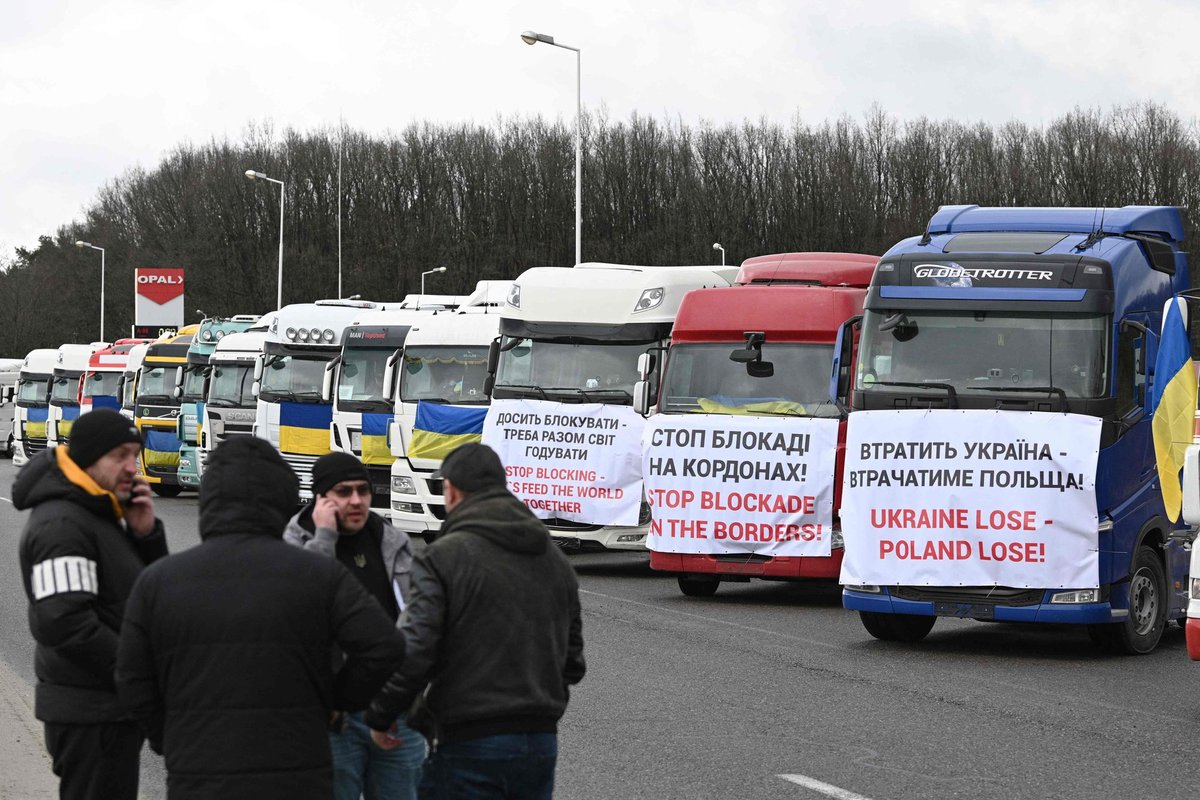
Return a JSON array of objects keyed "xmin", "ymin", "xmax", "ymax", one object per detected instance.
[{"xmin": 8, "ymin": 204, "xmax": 1200, "ymax": 655}]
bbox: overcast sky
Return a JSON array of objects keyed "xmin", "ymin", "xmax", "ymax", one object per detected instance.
[{"xmin": 3, "ymin": 0, "xmax": 1198, "ymax": 257}]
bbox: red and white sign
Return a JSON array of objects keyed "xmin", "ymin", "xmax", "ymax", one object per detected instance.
[
  {"xmin": 483, "ymin": 399, "xmax": 645, "ymax": 525},
  {"xmin": 839, "ymin": 410, "xmax": 1101, "ymax": 589},
  {"xmin": 642, "ymin": 415, "xmax": 839, "ymax": 557},
  {"xmin": 134, "ymin": 267, "xmax": 184, "ymax": 329}
]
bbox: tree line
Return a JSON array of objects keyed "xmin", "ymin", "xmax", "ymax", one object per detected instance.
[{"xmin": 2, "ymin": 102, "xmax": 1198, "ymax": 356}]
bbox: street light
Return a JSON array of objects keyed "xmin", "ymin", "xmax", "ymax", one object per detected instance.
[
  {"xmin": 712, "ymin": 242, "xmax": 725, "ymax": 266},
  {"xmin": 419, "ymin": 267, "xmax": 448, "ymax": 310},
  {"xmin": 521, "ymin": 29, "xmax": 582, "ymax": 265},
  {"xmin": 245, "ymin": 169, "xmax": 286, "ymax": 310},
  {"xmin": 75, "ymin": 240, "xmax": 105, "ymax": 341}
]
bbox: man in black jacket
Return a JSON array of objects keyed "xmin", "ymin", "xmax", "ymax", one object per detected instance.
[
  {"xmin": 14, "ymin": 408, "xmax": 169, "ymax": 800},
  {"xmin": 365, "ymin": 442, "xmax": 586, "ymax": 799},
  {"xmin": 115, "ymin": 436, "xmax": 406, "ymax": 800}
]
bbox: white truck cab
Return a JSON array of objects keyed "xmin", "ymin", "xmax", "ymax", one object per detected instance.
[
  {"xmin": 1, "ymin": 358, "xmax": 22, "ymax": 458},
  {"xmin": 491, "ymin": 263, "xmax": 739, "ymax": 551},
  {"xmin": 12, "ymin": 348, "xmax": 60, "ymax": 466},
  {"xmin": 48, "ymin": 343, "xmax": 106, "ymax": 447},
  {"xmin": 200, "ymin": 315, "xmax": 273, "ymax": 469}
]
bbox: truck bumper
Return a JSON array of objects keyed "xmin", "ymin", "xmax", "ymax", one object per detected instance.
[
  {"xmin": 842, "ymin": 588, "xmax": 1114, "ymax": 624},
  {"xmin": 651, "ymin": 550, "xmax": 843, "ymax": 580},
  {"xmin": 550, "ymin": 526, "xmax": 649, "ymax": 552}
]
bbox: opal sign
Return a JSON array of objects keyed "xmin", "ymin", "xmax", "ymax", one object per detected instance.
[{"xmin": 133, "ymin": 267, "xmax": 185, "ymax": 338}]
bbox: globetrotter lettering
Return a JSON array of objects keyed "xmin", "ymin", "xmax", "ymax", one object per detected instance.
[{"xmin": 913, "ymin": 265, "xmax": 1055, "ymax": 281}]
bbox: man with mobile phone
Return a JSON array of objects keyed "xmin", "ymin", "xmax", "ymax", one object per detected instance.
[
  {"xmin": 13, "ymin": 408, "xmax": 168, "ymax": 800},
  {"xmin": 284, "ymin": 451, "xmax": 424, "ymax": 800}
]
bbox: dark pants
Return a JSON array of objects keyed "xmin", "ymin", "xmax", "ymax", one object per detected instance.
[
  {"xmin": 419, "ymin": 733, "xmax": 557, "ymax": 800},
  {"xmin": 44, "ymin": 721, "xmax": 142, "ymax": 800}
]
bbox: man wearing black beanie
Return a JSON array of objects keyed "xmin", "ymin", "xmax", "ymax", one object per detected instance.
[
  {"xmin": 283, "ymin": 450, "xmax": 423, "ymax": 800},
  {"xmin": 13, "ymin": 408, "xmax": 168, "ymax": 800}
]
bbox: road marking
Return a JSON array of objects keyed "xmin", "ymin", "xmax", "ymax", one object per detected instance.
[
  {"xmin": 0, "ymin": 495, "xmax": 11, "ymax": 504},
  {"xmin": 778, "ymin": 774, "xmax": 875, "ymax": 800}
]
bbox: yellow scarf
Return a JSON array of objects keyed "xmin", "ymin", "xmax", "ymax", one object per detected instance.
[{"xmin": 56, "ymin": 446, "xmax": 125, "ymax": 522}]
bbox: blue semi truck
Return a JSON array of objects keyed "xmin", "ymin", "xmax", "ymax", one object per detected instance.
[{"xmin": 841, "ymin": 205, "xmax": 1191, "ymax": 654}]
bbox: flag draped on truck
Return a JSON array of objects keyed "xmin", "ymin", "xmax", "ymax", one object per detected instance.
[
  {"xmin": 408, "ymin": 402, "xmax": 487, "ymax": 460},
  {"xmin": 360, "ymin": 412, "xmax": 393, "ymax": 465},
  {"xmin": 1150, "ymin": 298, "xmax": 1196, "ymax": 522},
  {"xmin": 279, "ymin": 402, "xmax": 333, "ymax": 456}
]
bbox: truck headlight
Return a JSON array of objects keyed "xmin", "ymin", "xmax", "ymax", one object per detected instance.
[
  {"xmin": 1191, "ymin": 577, "xmax": 1200, "ymax": 600},
  {"xmin": 1050, "ymin": 589, "xmax": 1100, "ymax": 604},
  {"xmin": 391, "ymin": 475, "xmax": 416, "ymax": 495}
]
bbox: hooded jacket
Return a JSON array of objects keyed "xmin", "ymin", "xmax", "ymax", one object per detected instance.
[
  {"xmin": 364, "ymin": 485, "xmax": 585, "ymax": 744},
  {"xmin": 115, "ymin": 437, "xmax": 405, "ymax": 800},
  {"xmin": 283, "ymin": 503, "xmax": 414, "ymax": 614},
  {"xmin": 14, "ymin": 446, "xmax": 168, "ymax": 723}
]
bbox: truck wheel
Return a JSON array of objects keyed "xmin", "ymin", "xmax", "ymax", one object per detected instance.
[
  {"xmin": 677, "ymin": 576, "xmax": 720, "ymax": 597},
  {"xmin": 2, "ymin": 433, "xmax": 12, "ymax": 459},
  {"xmin": 152, "ymin": 484, "xmax": 183, "ymax": 498},
  {"xmin": 859, "ymin": 611, "xmax": 936, "ymax": 642},
  {"xmin": 1087, "ymin": 546, "xmax": 1166, "ymax": 655}
]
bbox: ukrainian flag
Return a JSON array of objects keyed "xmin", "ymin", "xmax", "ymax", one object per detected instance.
[
  {"xmin": 361, "ymin": 412, "xmax": 393, "ymax": 465},
  {"xmin": 91, "ymin": 396, "xmax": 121, "ymax": 412},
  {"xmin": 697, "ymin": 395, "xmax": 807, "ymax": 416},
  {"xmin": 143, "ymin": 428, "xmax": 182, "ymax": 467},
  {"xmin": 408, "ymin": 403, "xmax": 487, "ymax": 460},
  {"xmin": 1151, "ymin": 298, "xmax": 1197, "ymax": 522},
  {"xmin": 279, "ymin": 402, "xmax": 333, "ymax": 456},
  {"xmin": 25, "ymin": 407, "xmax": 48, "ymax": 440},
  {"xmin": 59, "ymin": 404, "xmax": 80, "ymax": 439}
]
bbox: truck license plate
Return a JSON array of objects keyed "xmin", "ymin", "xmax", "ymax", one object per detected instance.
[{"xmin": 934, "ymin": 602, "xmax": 995, "ymax": 620}]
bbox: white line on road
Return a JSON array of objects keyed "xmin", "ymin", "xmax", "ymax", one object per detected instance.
[
  {"xmin": 778, "ymin": 774, "xmax": 875, "ymax": 800},
  {"xmin": 0, "ymin": 495, "xmax": 11, "ymax": 504}
]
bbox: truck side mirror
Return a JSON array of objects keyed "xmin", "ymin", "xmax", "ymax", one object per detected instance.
[
  {"xmin": 383, "ymin": 351, "xmax": 400, "ymax": 402},
  {"xmin": 172, "ymin": 385, "xmax": 182, "ymax": 399},
  {"xmin": 633, "ymin": 380, "xmax": 650, "ymax": 415},
  {"xmin": 829, "ymin": 315, "xmax": 863, "ymax": 406},
  {"xmin": 1183, "ymin": 445, "xmax": 1200, "ymax": 527},
  {"xmin": 486, "ymin": 339, "xmax": 500, "ymax": 375},
  {"xmin": 253, "ymin": 357, "xmax": 264, "ymax": 383},
  {"xmin": 321, "ymin": 361, "xmax": 336, "ymax": 404},
  {"xmin": 637, "ymin": 352, "xmax": 656, "ymax": 381}
]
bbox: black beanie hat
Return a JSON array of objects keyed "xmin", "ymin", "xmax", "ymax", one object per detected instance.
[
  {"xmin": 69, "ymin": 409, "xmax": 143, "ymax": 470},
  {"xmin": 311, "ymin": 452, "xmax": 370, "ymax": 496}
]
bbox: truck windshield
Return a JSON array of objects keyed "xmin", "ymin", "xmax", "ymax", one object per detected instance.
[
  {"xmin": 208, "ymin": 364, "xmax": 255, "ymax": 407},
  {"xmin": 137, "ymin": 366, "xmax": 179, "ymax": 404},
  {"xmin": 50, "ymin": 374, "xmax": 80, "ymax": 404},
  {"xmin": 401, "ymin": 345, "xmax": 490, "ymax": 405},
  {"xmin": 858, "ymin": 311, "xmax": 1109, "ymax": 399},
  {"xmin": 661, "ymin": 343, "xmax": 840, "ymax": 417},
  {"xmin": 259, "ymin": 355, "xmax": 327, "ymax": 403},
  {"xmin": 337, "ymin": 346, "xmax": 395, "ymax": 411},
  {"xmin": 495, "ymin": 340, "xmax": 650, "ymax": 402},
  {"xmin": 180, "ymin": 365, "xmax": 207, "ymax": 402},
  {"xmin": 83, "ymin": 371, "xmax": 122, "ymax": 398},
  {"xmin": 18, "ymin": 377, "xmax": 50, "ymax": 405}
]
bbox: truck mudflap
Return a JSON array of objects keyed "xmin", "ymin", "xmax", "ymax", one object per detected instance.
[
  {"xmin": 842, "ymin": 587, "xmax": 1115, "ymax": 624},
  {"xmin": 1187, "ymin": 618, "xmax": 1200, "ymax": 660}
]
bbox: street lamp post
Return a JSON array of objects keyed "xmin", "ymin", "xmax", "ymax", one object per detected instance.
[
  {"xmin": 521, "ymin": 29, "xmax": 582, "ymax": 265},
  {"xmin": 75, "ymin": 240, "xmax": 106, "ymax": 341},
  {"xmin": 245, "ymin": 169, "xmax": 286, "ymax": 310},
  {"xmin": 712, "ymin": 242, "xmax": 725, "ymax": 266},
  {"xmin": 419, "ymin": 267, "xmax": 448, "ymax": 310}
]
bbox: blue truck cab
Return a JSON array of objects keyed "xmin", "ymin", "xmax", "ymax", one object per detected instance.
[{"xmin": 842, "ymin": 205, "xmax": 1190, "ymax": 654}]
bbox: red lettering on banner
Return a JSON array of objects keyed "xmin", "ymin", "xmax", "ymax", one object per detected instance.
[{"xmin": 135, "ymin": 268, "xmax": 185, "ymax": 305}]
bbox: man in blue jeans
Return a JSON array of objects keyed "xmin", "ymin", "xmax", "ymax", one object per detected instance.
[
  {"xmin": 285, "ymin": 452, "xmax": 425, "ymax": 800},
  {"xmin": 365, "ymin": 443, "xmax": 586, "ymax": 799}
]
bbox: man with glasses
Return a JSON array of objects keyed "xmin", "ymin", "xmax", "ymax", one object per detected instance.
[{"xmin": 285, "ymin": 452, "xmax": 424, "ymax": 800}]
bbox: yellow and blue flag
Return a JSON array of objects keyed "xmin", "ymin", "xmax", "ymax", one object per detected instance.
[
  {"xmin": 408, "ymin": 403, "xmax": 487, "ymax": 460},
  {"xmin": 1151, "ymin": 298, "xmax": 1197, "ymax": 522},
  {"xmin": 279, "ymin": 402, "xmax": 333, "ymax": 456},
  {"xmin": 143, "ymin": 428, "xmax": 183, "ymax": 467},
  {"xmin": 361, "ymin": 412, "xmax": 393, "ymax": 465},
  {"xmin": 25, "ymin": 407, "xmax": 48, "ymax": 440},
  {"xmin": 59, "ymin": 404, "xmax": 80, "ymax": 439}
]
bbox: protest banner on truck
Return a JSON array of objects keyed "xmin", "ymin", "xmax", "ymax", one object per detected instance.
[
  {"xmin": 483, "ymin": 399, "xmax": 645, "ymax": 525},
  {"xmin": 839, "ymin": 409, "xmax": 1101, "ymax": 588},
  {"xmin": 643, "ymin": 415, "xmax": 839, "ymax": 557}
]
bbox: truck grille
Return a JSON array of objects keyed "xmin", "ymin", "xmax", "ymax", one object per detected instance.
[{"xmin": 892, "ymin": 586, "xmax": 1045, "ymax": 606}]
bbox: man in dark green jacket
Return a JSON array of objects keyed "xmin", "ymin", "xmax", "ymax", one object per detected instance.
[
  {"xmin": 365, "ymin": 442, "xmax": 586, "ymax": 799},
  {"xmin": 15, "ymin": 409, "xmax": 168, "ymax": 800}
]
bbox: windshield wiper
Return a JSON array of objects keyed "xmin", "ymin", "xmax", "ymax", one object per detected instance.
[
  {"xmin": 578, "ymin": 388, "xmax": 632, "ymax": 403},
  {"xmin": 869, "ymin": 380, "xmax": 958, "ymax": 408},
  {"xmin": 982, "ymin": 385, "xmax": 1069, "ymax": 410},
  {"xmin": 135, "ymin": 394, "xmax": 171, "ymax": 403},
  {"xmin": 206, "ymin": 398, "xmax": 236, "ymax": 407},
  {"xmin": 494, "ymin": 383, "xmax": 548, "ymax": 400}
]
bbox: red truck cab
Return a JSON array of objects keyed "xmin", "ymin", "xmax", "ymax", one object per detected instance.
[{"xmin": 649, "ymin": 252, "xmax": 876, "ymax": 595}]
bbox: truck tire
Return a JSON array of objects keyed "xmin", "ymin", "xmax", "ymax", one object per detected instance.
[
  {"xmin": 859, "ymin": 611, "xmax": 936, "ymax": 642},
  {"xmin": 1087, "ymin": 546, "xmax": 1167, "ymax": 655},
  {"xmin": 152, "ymin": 484, "xmax": 183, "ymax": 498},
  {"xmin": 677, "ymin": 576, "xmax": 720, "ymax": 597},
  {"xmin": 2, "ymin": 433, "xmax": 12, "ymax": 459}
]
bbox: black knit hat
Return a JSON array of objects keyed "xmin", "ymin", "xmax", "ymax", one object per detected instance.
[
  {"xmin": 312, "ymin": 452, "xmax": 370, "ymax": 496},
  {"xmin": 69, "ymin": 409, "xmax": 142, "ymax": 470},
  {"xmin": 432, "ymin": 442, "xmax": 507, "ymax": 493}
]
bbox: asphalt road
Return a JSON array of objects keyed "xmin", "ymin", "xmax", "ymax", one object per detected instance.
[{"xmin": 2, "ymin": 455, "xmax": 1198, "ymax": 799}]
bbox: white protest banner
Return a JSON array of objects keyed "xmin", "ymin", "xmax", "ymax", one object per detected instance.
[
  {"xmin": 839, "ymin": 409, "xmax": 1101, "ymax": 588},
  {"xmin": 643, "ymin": 415, "xmax": 839, "ymax": 557},
  {"xmin": 484, "ymin": 399, "xmax": 645, "ymax": 525}
]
